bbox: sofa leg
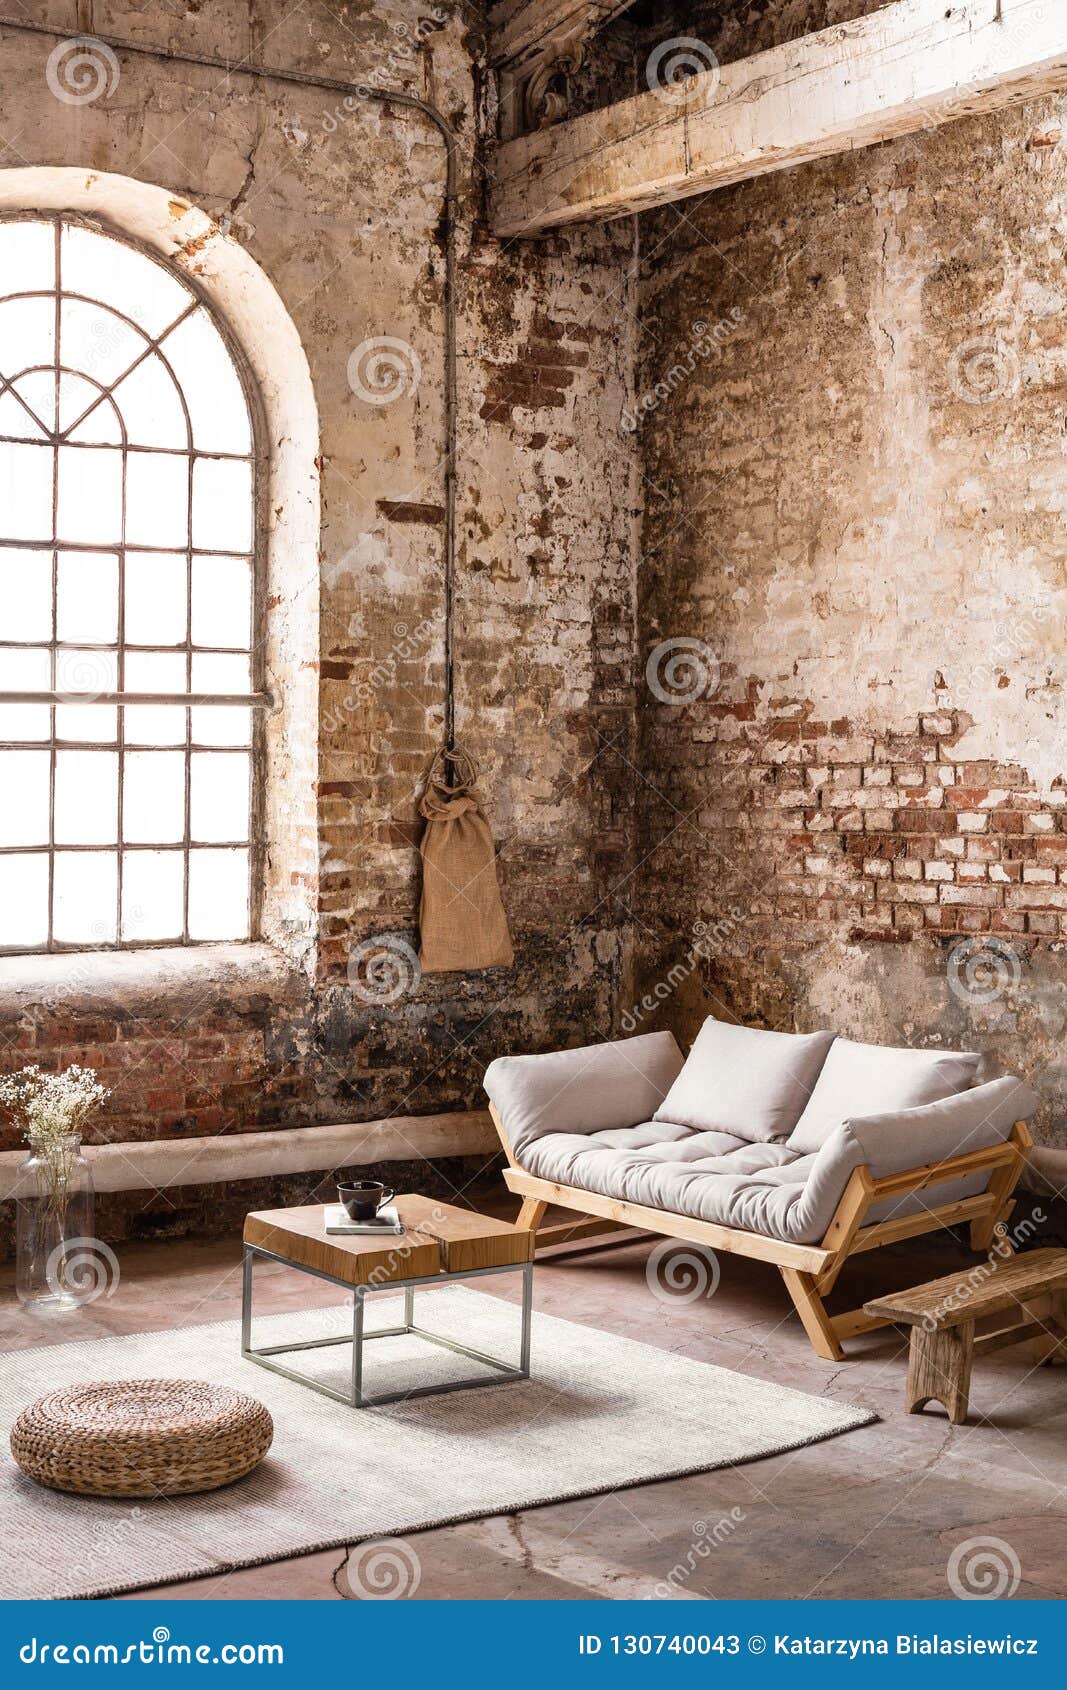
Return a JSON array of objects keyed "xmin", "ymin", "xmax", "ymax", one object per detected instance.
[
  {"xmin": 516, "ymin": 1198, "xmax": 548, "ymax": 1232},
  {"xmin": 970, "ymin": 1205, "xmax": 1015, "ymax": 1256},
  {"xmin": 780, "ymin": 1268, "xmax": 845, "ymax": 1362}
]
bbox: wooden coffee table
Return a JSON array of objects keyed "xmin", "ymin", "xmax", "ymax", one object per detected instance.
[{"xmin": 241, "ymin": 1196, "xmax": 534, "ymax": 1408}]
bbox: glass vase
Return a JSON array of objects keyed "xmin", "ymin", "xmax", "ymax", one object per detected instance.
[{"xmin": 15, "ymin": 1137, "xmax": 96, "ymax": 1310}]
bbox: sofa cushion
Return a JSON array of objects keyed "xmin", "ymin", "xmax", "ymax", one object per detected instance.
[
  {"xmin": 484, "ymin": 1031, "xmax": 684, "ymax": 1160},
  {"xmin": 517, "ymin": 1075, "xmax": 1036, "ymax": 1246},
  {"xmin": 786, "ymin": 1038, "xmax": 981, "ymax": 1155},
  {"xmin": 652, "ymin": 1016, "xmax": 836, "ymax": 1144}
]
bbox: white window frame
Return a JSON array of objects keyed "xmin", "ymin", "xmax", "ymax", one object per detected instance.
[{"xmin": 0, "ymin": 211, "xmax": 267, "ymax": 954}]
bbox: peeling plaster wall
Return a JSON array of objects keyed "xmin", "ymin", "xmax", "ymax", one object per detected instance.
[
  {"xmin": 633, "ymin": 4, "xmax": 1067, "ymax": 1144},
  {"xmin": 0, "ymin": 0, "xmax": 639, "ymax": 1244}
]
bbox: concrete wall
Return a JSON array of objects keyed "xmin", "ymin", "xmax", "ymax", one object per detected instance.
[
  {"xmin": 632, "ymin": 1, "xmax": 1067, "ymax": 1144},
  {"xmin": 0, "ymin": 0, "xmax": 639, "ymax": 1241}
]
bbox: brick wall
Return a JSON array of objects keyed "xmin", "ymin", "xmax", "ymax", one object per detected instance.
[
  {"xmin": 660, "ymin": 690, "xmax": 1067, "ymax": 946},
  {"xmin": 0, "ymin": 0, "xmax": 639, "ymax": 1249},
  {"xmin": 633, "ymin": 4, "xmax": 1067, "ymax": 1140}
]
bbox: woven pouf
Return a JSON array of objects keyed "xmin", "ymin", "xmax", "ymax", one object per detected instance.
[{"xmin": 10, "ymin": 1379, "xmax": 273, "ymax": 1498}]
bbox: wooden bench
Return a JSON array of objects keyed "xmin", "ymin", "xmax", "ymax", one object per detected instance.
[{"xmin": 864, "ymin": 1246, "xmax": 1067, "ymax": 1424}]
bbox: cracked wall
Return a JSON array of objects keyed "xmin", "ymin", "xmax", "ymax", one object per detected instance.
[
  {"xmin": 632, "ymin": 3, "xmax": 1067, "ymax": 1144},
  {"xmin": 0, "ymin": 0, "xmax": 639, "ymax": 1245}
]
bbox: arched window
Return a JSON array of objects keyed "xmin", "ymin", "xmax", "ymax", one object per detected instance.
[{"xmin": 0, "ymin": 214, "xmax": 262, "ymax": 953}]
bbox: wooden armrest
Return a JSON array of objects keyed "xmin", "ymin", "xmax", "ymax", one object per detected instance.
[{"xmin": 868, "ymin": 1138, "xmax": 1020, "ymax": 1202}]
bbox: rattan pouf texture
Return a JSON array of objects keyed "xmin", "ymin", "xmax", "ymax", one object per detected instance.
[{"xmin": 10, "ymin": 1379, "xmax": 274, "ymax": 1497}]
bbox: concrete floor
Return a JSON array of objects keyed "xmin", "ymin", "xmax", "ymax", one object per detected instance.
[{"xmin": 2, "ymin": 1198, "xmax": 1066, "ymax": 1601}]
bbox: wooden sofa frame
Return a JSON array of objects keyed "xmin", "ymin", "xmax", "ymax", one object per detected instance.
[{"xmin": 488, "ymin": 1105, "xmax": 1033, "ymax": 1361}]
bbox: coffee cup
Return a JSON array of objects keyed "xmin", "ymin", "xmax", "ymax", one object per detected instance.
[{"xmin": 337, "ymin": 1180, "xmax": 394, "ymax": 1222}]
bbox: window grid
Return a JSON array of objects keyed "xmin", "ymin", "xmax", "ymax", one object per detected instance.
[{"xmin": 0, "ymin": 215, "xmax": 264, "ymax": 954}]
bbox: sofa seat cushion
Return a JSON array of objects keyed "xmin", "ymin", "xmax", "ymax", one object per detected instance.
[
  {"xmin": 786, "ymin": 1038, "xmax": 981, "ymax": 1155},
  {"xmin": 519, "ymin": 1124, "xmax": 824, "ymax": 1243},
  {"xmin": 517, "ymin": 1076, "xmax": 1037, "ymax": 1246},
  {"xmin": 653, "ymin": 1017, "xmax": 835, "ymax": 1144}
]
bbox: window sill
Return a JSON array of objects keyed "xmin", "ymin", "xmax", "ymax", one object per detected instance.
[{"xmin": 0, "ymin": 941, "xmax": 304, "ymax": 1016}]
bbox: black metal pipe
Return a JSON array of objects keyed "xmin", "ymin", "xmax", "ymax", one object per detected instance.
[{"xmin": 0, "ymin": 12, "xmax": 461, "ymax": 763}]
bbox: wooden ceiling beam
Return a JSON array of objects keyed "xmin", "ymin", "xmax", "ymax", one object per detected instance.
[{"xmin": 491, "ymin": 0, "xmax": 1067, "ymax": 236}]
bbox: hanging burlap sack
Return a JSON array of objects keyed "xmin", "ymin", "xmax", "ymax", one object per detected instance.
[{"xmin": 418, "ymin": 750, "xmax": 513, "ymax": 973}]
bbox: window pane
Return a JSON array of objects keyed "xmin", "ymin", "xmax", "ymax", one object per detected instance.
[
  {"xmin": 125, "ymin": 650, "xmax": 186, "ymax": 691},
  {"xmin": 193, "ymin": 458, "xmax": 252, "ymax": 552},
  {"xmin": 54, "ymin": 749, "xmax": 118, "ymax": 844},
  {"xmin": 59, "ymin": 374, "xmax": 123, "ymax": 445},
  {"xmin": 123, "ymin": 704, "xmax": 186, "ymax": 747},
  {"xmin": 0, "ymin": 749, "xmax": 49, "ymax": 844},
  {"xmin": 0, "ymin": 647, "xmax": 49, "ymax": 690},
  {"xmin": 0, "ymin": 220, "xmax": 55, "ymax": 293},
  {"xmin": 191, "ymin": 752, "xmax": 249, "ymax": 843},
  {"xmin": 159, "ymin": 308, "xmax": 252, "ymax": 455},
  {"xmin": 0, "ymin": 389, "xmax": 47, "ymax": 442},
  {"xmin": 61, "ymin": 224, "xmax": 190, "ymax": 339},
  {"xmin": 192, "ymin": 554, "xmax": 251, "ymax": 649},
  {"xmin": 191, "ymin": 652, "xmax": 251, "ymax": 746},
  {"xmin": 11, "ymin": 371, "xmax": 57, "ymax": 434},
  {"xmin": 59, "ymin": 298, "xmax": 146, "ymax": 388},
  {"xmin": 53, "ymin": 850, "xmax": 117, "ymax": 945},
  {"xmin": 123, "ymin": 750, "xmax": 185, "ymax": 844},
  {"xmin": 126, "ymin": 552, "xmax": 187, "ymax": 645},
  {"xmin": 125, "ymin": 452, "xmax": 189, "ymax": 548},
  {"xmin": 0, "ymin": 442, "xmax": 54, "ymax": 540},
  {"xmin": 0, "ymin": 648, "xmax": 50, "ymax": 739},
  {"xmin": 0, "ymin": 548, "xmax": 52, "ymax": 639},
  {"xmin": 0, "ymin": 297, "xmax": 54, "ymax": 379},
  {"xmin": 54, "ymin": 647, "xmax": 118, "ymax": 701},
  {"xmin": 124, "ymin": 651, "xmax": 186, "ymax": 746},
  {"xmin": 122, "ymin": 849, "xmax": 184, "ymax": 941},
  {"xmin": 188, "ymin": 847, "xmax": 248, "ymax": 940},
  {"xmin": 55, "ymin": 703, "xmax": 117, "ymax": 744},
  {"xmin": 56, "ymin": 446, "xmax": 122, "ymax": 545},
  {"xmin": 0, "ymin": 704, "xmax": 49, "ymax": 742},
  {"xmin": 110, "ymin": 354, "xmax": 188, "ymax": 450},
  {"xmin": 0, "ymin": 854, "xmax": 48, "ymax": 948},
  {"xmin": 56, "ymin": 550, "xmax": 118, "ymax": 643}
]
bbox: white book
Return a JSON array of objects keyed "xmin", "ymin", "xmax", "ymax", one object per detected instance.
[{"xmin": 324, "ymin": 1203, "xmax": 404, "ymax": 1236}]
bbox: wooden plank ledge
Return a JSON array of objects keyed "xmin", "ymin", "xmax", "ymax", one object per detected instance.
[{"xmin": 0, "ymin": 1110, "xmax": 498, "ymax": 1200}]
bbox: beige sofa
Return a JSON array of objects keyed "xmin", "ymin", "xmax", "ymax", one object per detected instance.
[{"xmin": 484, "ymin": 1019, "xmax": 1037, "ymax": 1359}]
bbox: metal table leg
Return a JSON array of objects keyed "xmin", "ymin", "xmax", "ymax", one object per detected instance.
[
  {"xmin": 351, "ymin": 1287, "xmax": 366, "ymax": 1407},
  {"xmin": 240, "ymin": 1245, "xmax": 534, "ymax": 1408}
]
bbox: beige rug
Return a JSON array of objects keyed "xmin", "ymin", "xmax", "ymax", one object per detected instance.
[{"xmin": 0, "ymin": 1288, "xmax": 876, "ymax": 1599}]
